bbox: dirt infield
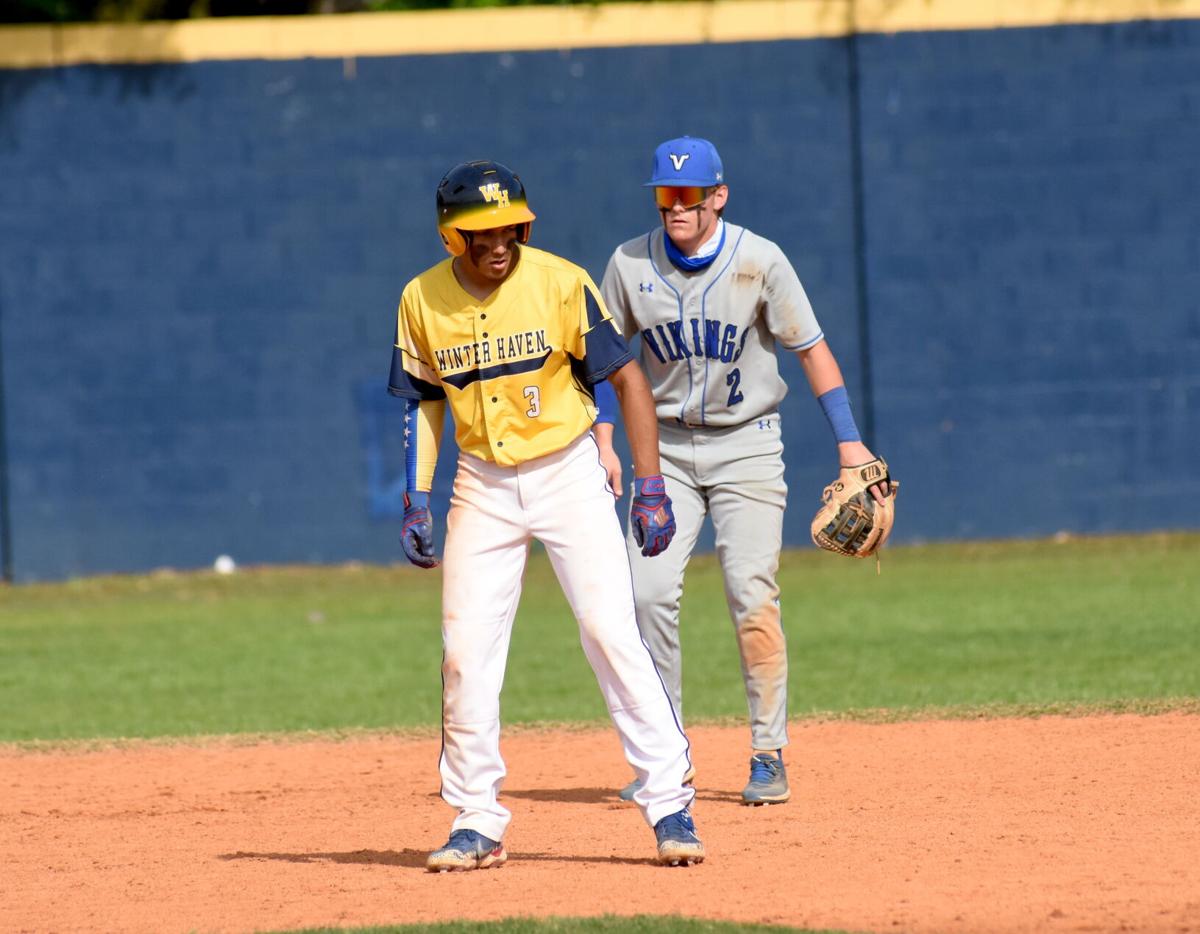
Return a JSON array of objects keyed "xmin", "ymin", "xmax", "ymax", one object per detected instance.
[{"xmin": 3, "ymin": 713, "xmax": 1198, "ymax": 934}]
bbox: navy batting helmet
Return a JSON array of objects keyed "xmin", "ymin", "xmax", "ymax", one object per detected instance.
[{"xmin": 436, "ymin": 160, "xmax": 536, "ymax": 257}]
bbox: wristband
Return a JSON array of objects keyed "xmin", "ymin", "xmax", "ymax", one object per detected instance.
[{"xmin": 817, "ymin": 386, "xmax": 862, "ymax": 444}]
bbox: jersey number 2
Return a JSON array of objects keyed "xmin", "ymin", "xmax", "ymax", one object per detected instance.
[
  {"xmin": 726, "ymin": 369, "xmax": 744, "ymax": 406},
  {"xmin": 524, "ymin": 385, "xmax": 541, "ymax": 418}
]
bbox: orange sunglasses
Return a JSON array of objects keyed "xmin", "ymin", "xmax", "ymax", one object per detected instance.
[{"xmin": 654, "ymin": 186, "xmax": 713, "ymax": 210}]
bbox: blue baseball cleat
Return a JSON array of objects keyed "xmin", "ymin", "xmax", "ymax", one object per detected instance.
[
  {"xmin": 618, "ymin": 777, "xmax": 640, "ymax": 801},
  {"xmin": 618, "ymin": 764, "xmax": 696, "ymax": 801},
  {"xmin": 426, "ymin": 829, "xmax": 507, "ymax": 873},
  {"xmin": 653, "ymin": 807, "xmax": 706, "ymax": 866},
  {"xmin": 742, "ymin": 751, "xmax": 790, "ymax": 805}
]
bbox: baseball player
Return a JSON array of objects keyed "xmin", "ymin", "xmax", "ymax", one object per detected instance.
[
  {"xmin": 598, "ymin": 137, "xmax": 890, "ymax": 806},
  {"xmin": 389, "ymin": 160, "xmax": 705, "ymax": 870}
]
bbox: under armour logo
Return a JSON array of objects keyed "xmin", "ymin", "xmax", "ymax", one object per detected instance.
[
  {"xmin": 668, "ymin": 153, "xmax": 690, "ymax": 171},
  {"xmin": 639, "ymin": 282, "xmax": 654, "ymax": 293},
  {"xmin": 758, "ymin": 419, "xmax": 771, "ymax": 430}
]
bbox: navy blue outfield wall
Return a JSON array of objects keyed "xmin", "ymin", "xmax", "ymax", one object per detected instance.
[{"xmin": 0, "ymin": 19, "xmax": 1197, "ymax": 581}]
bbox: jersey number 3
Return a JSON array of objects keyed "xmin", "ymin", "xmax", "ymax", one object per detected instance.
[
  {"xmin": 726, "ymin": 369, "xmax": 744, "ymax": 406},
  {"xmin": 524, "ymin": 385, "xmax": 541, "ymax": 418}
]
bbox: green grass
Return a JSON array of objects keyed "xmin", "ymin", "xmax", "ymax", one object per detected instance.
[
  {"xmin": 281, "ymin": 917, "xmax": 847, "ymax": 934},
  {"xmin": 1, "ymin": 533, "xmax": 1198, "ymax": 743}
]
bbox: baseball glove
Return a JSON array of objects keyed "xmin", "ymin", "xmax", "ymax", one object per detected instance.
[{"xmin": 811, "ymin": 458, "xmax": 899, "ymax": 563}]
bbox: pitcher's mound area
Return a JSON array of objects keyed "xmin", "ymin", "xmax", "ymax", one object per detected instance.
[{"xmin": 3, "ymin": 714, "xmax": 1198, "ymax": 934}]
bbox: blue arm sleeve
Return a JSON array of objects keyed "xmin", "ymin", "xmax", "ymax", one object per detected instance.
[
  {"xmin": 594, "ymin": 380, "xmax": 618, "ymax": 425},
  {"xmin": 403, "ymin": 399, "xmax": 421, "ymax": 492},
  {"xmin": 401, "ymin": 397, "xmax": 444, "ymax": 492}
]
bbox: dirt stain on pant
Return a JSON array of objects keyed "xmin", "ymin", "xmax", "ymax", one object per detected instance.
[{"xmin": 735, "ymin": 600, "xmax": 788, "ymax": 746}]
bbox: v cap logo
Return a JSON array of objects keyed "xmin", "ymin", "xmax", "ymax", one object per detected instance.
[{"xmin": 645, "ymin": 137, "xmax": 723, "ymax": 187}]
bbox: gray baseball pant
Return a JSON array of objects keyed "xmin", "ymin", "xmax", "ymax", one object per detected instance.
[{"xmin": 626, "ymin": 415, "xmax": 790, "ymax": 752}]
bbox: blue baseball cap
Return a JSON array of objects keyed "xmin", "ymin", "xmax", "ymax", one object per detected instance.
[{"xmin": 644, "ymin": 136, "xmax": 725, "ymax": 187}]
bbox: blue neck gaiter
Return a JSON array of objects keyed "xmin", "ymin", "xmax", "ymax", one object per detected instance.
[{"xmin": 664, "ymin": 221, "xmax": 726, "ymax": 272}]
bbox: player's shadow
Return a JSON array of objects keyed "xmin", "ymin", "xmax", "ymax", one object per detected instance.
[
  {"xmin": 519, "ymin": 851, "xmax": 651, "ymax": 867},
  {"xmin": 218, "ymin": 848, "xmax": 653, "ymax": 868},
  {"xmin": 502, "ymin": 787, "xmax": 613, "ymax": 804},
  {"xmin": 504, "ymin": 786, "xmax": 742, "ymax": 805},
  {"xmin": 218, "ymin": 849, "xmax": 427, "ymax": 869},
  {"xmin": 693, "ymin": 789, "xmax": 744, "ymax": 804}
]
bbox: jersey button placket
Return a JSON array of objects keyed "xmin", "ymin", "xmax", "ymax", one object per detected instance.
[
  {"xmin": 691, "ymin": 294, "xmax": 705, "ymax": 426},
  {"xmin": 477, "ymin": 310, "xmax": 500, "ymax": 456},
  {"xmin": 681, "ymin": 289, "xmax": 701, "ymax": 426}
]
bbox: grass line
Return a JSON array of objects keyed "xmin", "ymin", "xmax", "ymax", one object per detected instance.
[
  {"xmin": 1, "ymin": 533, "xmax": 1197, "ymax": 743},
  {"xmin": 3, "ymin": 698, "xmax": 1198, "ymax": 756},
  {"xmin": 278, "ymin": 915, "xmax": 853, "ymax": 934}
]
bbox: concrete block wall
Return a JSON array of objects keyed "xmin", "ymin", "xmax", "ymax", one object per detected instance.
[
  {"xmin": 0, "ymin": 15, "xmax": 1197, "ymax": 580},
  {"xmin": 859, "ymin": 21, "xmax": 1200, "ymax": 539}
]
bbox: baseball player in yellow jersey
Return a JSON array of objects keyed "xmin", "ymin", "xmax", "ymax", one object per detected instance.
[{"xmin": 388, "ymin": 160, "xmax": 705, "ymax": 870}]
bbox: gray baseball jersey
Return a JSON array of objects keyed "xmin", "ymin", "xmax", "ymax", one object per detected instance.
[
  {"xmin": 600, "ymin": 222, "xmax": 824, "ymax": 428},
  {"xmin": 602, "ymin": 219, "xmax": 823, "ymax": 757}
]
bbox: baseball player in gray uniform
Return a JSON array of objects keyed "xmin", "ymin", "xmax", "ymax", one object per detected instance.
[{"xmin": 597, "ymin": 136, "xmax": 890, "ymax": 805}]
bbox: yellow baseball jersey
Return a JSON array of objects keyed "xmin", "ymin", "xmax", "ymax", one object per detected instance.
[{"xmin": 388, "ymin": 245, "xmax": 632, "ymax": 467}]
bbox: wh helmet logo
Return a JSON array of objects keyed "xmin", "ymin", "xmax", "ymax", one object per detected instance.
[
  {"xmin": 668, "ymin": 153, "xmax": 690, "ymax": 171},
  {"xmin": 478, "ymin": 183, "xmax": 511, "ymax": 208}
]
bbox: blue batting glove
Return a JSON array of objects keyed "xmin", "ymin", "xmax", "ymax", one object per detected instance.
[
  {"xmin": 630, "ymin": 475, "xmax": 676, "ymax": 557},
  {"xmin": 401, "ymin": 491, "xmax": 439, "ymax": 569}
]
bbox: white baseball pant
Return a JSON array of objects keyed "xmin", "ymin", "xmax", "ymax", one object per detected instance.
[{"xmin": 437, "ymin": 431, "xmax": 694, "ymax": 841}]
